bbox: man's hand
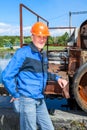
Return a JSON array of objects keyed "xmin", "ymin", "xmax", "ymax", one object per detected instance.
[
  {"xmin": 10, "ymin": 97, "xmax": 18, "ymax": 103},
  {"xmin": 58, "ymin": 78, "xmax": 68, "ymax": 89},
  {"xmin": 58, "ymin": 78, "xmax": 70, "ymax": 98}
]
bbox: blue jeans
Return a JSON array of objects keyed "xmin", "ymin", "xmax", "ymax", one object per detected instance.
[{"xmin": 13, "ymin": 96, "xmax": 54, "ymax": 130}]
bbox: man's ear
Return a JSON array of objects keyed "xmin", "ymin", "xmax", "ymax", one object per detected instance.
[{"xmin": 31, "ymin": 35, "xmax": 33, "ymax": 40}]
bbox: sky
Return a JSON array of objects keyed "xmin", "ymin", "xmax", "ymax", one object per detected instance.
[{"xmin": 0, "ymin": 0, "xmax": 87, "ymax": 36}]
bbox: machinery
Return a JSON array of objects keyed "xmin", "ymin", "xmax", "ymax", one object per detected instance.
[{"xmin": 68, "ymin": 20, "xmax": 87, "ymax": 112}]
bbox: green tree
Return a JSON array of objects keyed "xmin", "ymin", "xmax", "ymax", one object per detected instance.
[
  {"xmin": 48, "ymin": 36, "xmax": 54, "ymax": 44},
  {"xmin": 24, "ymin": 36, "xmax": 32, "ymax": 44},
  {"xmin": 58, "ymin": 32, "xmax": 69, "ymax": 46}
]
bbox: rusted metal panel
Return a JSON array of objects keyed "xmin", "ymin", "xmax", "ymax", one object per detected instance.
[
  {"xmin": 68, "ymin": 48, "xmax": 81, "ymax": 75},
  {"xmin": 77, "ymin": 20, "xmax": 87, "ymax": 49},
  {"xmin": 45, "ymin": 81, "xmax": 70, "ymax": 99},
  {"xmin": 81, "ymin": 51, "xmax": 87, "ymax": 63},
  {"xmin": 80, "ymin": 21, "xmax": 87, "ymax": 49},
  {"xmin": 44, "ymin": 81, "xmax": 62, "ymax": 96},
  {"xmin": 68, "ymin": 57, "xmax": 80, "ymax": 75},
  {"xmin": 69, "ymin": 48, "xmax": 81, "ymax": 57}
]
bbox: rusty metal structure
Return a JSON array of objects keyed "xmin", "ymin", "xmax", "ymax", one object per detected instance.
[
  {"xmin": 51, "ymin": 20, "xmax": 87, "ymax": 111},
  {"xmin": 46, "ymin": 20, "xmax": 87, "ymax": 112},
  {"xmin": 68, "ymin": 20, "xmax": 87, "ymax": 112},
  {"xmin": 20, "ymin": 4, "xmax": 49, "ymax": 47}
]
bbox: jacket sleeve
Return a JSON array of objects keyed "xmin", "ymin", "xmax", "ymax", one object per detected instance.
[
  {"xmin": 47, "ymin": 72, "xmax": 61, "ymax": 81},
  {"xmin": 2, "ymin": 48, "xmax": 26, "ymax": 98}
]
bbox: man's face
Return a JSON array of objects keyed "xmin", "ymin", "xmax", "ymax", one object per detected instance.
[{"xmin": 31, "ymin": 34, "xmax": 48, "ymax": 51}]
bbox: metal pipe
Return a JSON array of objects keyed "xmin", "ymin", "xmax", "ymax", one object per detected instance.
[
  {"xmin": 20, "ymin": 3, "xmax": 49, "ymax": 47},
  {"xmin": 20, "ymin": 4, "xmax": 23, "ymax": 47}
]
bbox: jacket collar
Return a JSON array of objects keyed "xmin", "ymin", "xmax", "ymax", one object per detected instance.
[
  {"xmin": 29, "ymin": 42, "xmax": 44, "ymax": 54},
  {"xmin": 29, "ymin": 42, "xmax": 40, "ymax": 52}
]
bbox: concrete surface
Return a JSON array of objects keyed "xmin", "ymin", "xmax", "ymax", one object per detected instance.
[
  {"xmin": 0, "ymin": 108, "xmax": 87, "ymax": 130},
  {"xmin": 51, "ymin": 110, "xmax": 87, "ymax": 130}
]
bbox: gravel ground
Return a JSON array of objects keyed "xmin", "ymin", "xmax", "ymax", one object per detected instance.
[
  {"xmin": 50, "ymin": 109, "xmax": 87, "ymax": 130},
  {"xmin": 0, "ymin": 108, "xmax": 87, "ymax": 130}
]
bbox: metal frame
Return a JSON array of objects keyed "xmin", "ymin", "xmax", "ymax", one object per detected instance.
[{"xmin": 20, "ymin": 3, "xmax": 49, "ymax": 47}]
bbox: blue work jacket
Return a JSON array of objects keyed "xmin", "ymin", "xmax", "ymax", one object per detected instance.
[{"xmin": 2, "ymin": 43, "xmax": 60, "ymax": 99}]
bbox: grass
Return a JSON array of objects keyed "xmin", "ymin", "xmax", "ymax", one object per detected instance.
[
  {"xmin": 0, "ymin": 46, "xmax": 66, "ymax": 52},
  {"xmin": 44, "ymin": 45, "xmax": 66, "ymax": 51},
  {"xmin": 0, "ymin": 46, "xmax": 66, "ymax": 58}
]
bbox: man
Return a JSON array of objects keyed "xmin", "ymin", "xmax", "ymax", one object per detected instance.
[{"xmin": 2, "ymin": 22, "xmax": 68, "ymax": 130}]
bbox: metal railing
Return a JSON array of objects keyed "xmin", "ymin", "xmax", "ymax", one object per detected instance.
[{"xmin": 20, "ymin": 4, "xmax": 49, "ymax": 47}]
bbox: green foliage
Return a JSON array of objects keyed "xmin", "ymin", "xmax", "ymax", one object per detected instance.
[
  {"xmin": 57, "ymin": 32, "xmax": 69, "ymax": 45},
  {"xmin": 48, "ymin": 32, "xmax": 69, "ymax": 46},
  {"xmin": 0, "ymin": 36, "xmax": 20, "ymax": 47},
  {"xmin": 0, "ymin": 36, "xmax": 32, "ymax": 47},
  {"xmin": 24, "ymin": 36, "xmax": 32, "ymax": 44},
  {"xmin": 0, "ymin": 32, "xmax": 69, "ymax": 47},
  {"xmin": 48, "ymin": 36, "xmax": 54, "ymax": 44}
]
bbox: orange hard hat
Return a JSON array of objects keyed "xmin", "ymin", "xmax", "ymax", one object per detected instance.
[{"xmin": 30, "ymin": 22, "xmax": 50, "ymax": 36}]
